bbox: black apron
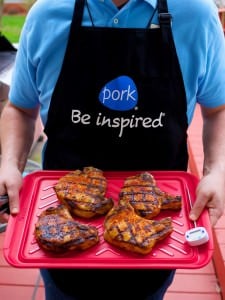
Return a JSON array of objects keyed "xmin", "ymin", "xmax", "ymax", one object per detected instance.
[{"xmin": 43, "ymin": 0, "xmax": 188, "ymax": 298}]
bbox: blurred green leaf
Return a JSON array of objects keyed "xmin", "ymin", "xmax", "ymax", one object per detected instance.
[{"xmin": 1, "ymin": 14, "xmax": 25, "ymax": 43}]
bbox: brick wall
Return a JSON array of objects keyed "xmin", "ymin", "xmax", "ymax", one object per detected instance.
[{"xmin": 3, "ymin": 1, "xmax": 27, "ymax": 14}]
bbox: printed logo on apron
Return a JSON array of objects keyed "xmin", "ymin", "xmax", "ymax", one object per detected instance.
[{"xmin": 99, "ymin": 75, "xmax": 138, "ymax": 111}]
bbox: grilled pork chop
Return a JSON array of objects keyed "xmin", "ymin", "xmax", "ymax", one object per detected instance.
[
  {"xmin": 34, "ymin": 205, "xmax": 99, "ymax": 253},
  {"xmin": 104, "ymin": 201, "xmax": 173, "ymax": 255},
  {"xmin": 56, "ymin": 167, "xmax": 107, "ymax": 194},
  {"xmin": 119, "ymin": 172, "xmax": 182, "ymax": 219},
  {"xmin": 54, "ymin": 167, "xmax": 114, "ymax": 218}
]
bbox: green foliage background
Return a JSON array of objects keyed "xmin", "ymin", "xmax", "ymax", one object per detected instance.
[{"xmin": 1, "ymin": 14, "xmax": 26, "ymax": 43}]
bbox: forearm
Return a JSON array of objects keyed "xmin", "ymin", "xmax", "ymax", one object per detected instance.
[
  {"xmin": 189, "ymin": 105, "xmax": 225, "ymax": 226},
  {"xmin": 201, "ymin": 105, "xmax": 225, "ymax": 177},
  {"xmin": 0, "ymin": 102, "xmax": 38, "ymax": 173}
]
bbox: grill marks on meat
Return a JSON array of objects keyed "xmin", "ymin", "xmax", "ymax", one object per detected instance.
[
  {"xmin": 119, "ymin": 172, "xmax": 182, "ymax": 219},
  {"xmin": 103, "ymin": 202, "xmax": 173, "ymax": 255},
  {"xmin": 34, "ymin": 205, "xmax": 99, "ymax": 253},
  {"xmin": 54, "ymin": 167, "xmax": 114, "ymax": 218},
  {"xmin": 35, "ymin": 169, "xmax": 180, "ymax": 256},
  {"xmin": 103, "ymin": 172, "xmax": 178, "ymax": 254},
  {"xmin": 56, "ymin": 167, "xmax": 107, "ymax": 194}
]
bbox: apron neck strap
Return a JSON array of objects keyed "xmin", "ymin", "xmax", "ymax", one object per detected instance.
[
  {"xmin": 73, "ymin": 0, "xmax": 85, "ymax": 28},
  {"xmin": 158, "ymin": 0, "xmax": 172, "ymax": 27}
]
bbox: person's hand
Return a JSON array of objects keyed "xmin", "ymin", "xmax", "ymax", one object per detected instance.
[
  {"xmin": 189, "ymin": 171, "xmax": 225, "ymax": 227},
  {"xmin": 0, "ymin": 165, "xmax": 23, "ymax": 215}
]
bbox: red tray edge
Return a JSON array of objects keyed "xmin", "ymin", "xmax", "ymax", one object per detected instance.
[{"xmin": 3, "ymin": 170, "xmax": 214, "ymax": 270}]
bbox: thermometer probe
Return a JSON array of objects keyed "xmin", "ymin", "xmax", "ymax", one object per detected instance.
[{"xmin": 184, "ymin": 186, "xmax": 209, "ymax": 246}]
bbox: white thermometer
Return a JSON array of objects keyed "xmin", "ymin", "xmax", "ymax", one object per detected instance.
[
  {"xmin": 185, "ymin": 226, "xmax": 209, "ymax": 246},
  {"xmin": 185, "ymin": 186, "xmax": 209, "ymax": 246}
]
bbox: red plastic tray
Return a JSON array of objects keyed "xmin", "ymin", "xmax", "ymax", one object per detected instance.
[{"xmin": 3, "ymin": 170, "xmax": 213, "ymax": 269}]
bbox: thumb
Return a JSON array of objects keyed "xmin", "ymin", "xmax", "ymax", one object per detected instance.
[{"xmin": 189, "ymin": 194, "xmax": 208, "ymax": 222}]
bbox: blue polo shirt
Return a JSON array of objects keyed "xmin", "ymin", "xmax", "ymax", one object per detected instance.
[{"xmin": 9, "ymin": 0, "xmax": 225, "ymax": 125}]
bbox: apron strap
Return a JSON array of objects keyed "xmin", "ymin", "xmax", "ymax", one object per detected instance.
[
  {"xmin": 158, "ymin": 0, "xmax": 174, "ymax": 78},
  {"xmin": 73, "ymin": 0, "xmax": 85, "ymax": 28},
  {"xmin": 66, "ymin": 0, "xmax": 85, "ymax": 50},
  {"xmin": 57, "ymin": 0, "xmax": 85, "ymax": 71}
]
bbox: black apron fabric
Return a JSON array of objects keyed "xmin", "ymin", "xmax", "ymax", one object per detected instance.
[
  {"xmin": 0, "ymin": 33, "xmax": 17, "ymax": 51},
  {"xmin": 43, "ymin": 0, "xmax": 188, "ymax": 298}
]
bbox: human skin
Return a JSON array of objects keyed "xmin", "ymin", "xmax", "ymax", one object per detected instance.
[
  {"xmin": 0, "ymin": 102, "xmax": 225, "ymax": 226},
  {"xmin": 189, "ymin": 104, "xmax": 225, "ymax": 226}
]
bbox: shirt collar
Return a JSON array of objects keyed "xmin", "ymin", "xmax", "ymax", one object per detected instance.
[
  {"xmin": 143, "ymin": 0, "xmax": 157, "ymax": 8},
  {"xmin": 105, "ymin": 0, "xmax": 157, "ymax": 9}
]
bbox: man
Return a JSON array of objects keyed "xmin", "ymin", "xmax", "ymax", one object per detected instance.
[{"xmin": 0, "ymin": 0, "xmax": 225, "ymax": 299}]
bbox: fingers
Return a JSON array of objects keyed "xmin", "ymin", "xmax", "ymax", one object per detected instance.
[
  {"xmin": 0, "ymin": 169, "xmax": 23, "ymax": 216},
  {"xmin": 208, "ymin": 209, "xmax": 220, "ymax": 227},
  {"xmin": 7, "ymin": 191, "xmax": 20, "ymax": 215},
  {"xmin": 189, "ymin": 185, "xmax": 208, "ymax": 222},
  {"xmin": 189, "ymin": 181, "xmax": 224, "ymax": 227},
  {"xmin": 0, "ymin": 193, "xmax": 19, "ymax": 215},
  {"xmin": 0, "ymin": 212, "xmax": 9, "ymax": 223},
  {"xmin": 189, "ymin": 202, "xmax": 205, "ymax": 223},
  {"xmin": 207, "ymin": 203, "xmax": 224, "ymax": 227}
]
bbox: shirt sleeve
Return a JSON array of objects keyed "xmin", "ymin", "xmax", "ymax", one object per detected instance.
[
  {"xmin": 196, "ymin": 3, "xmax": 225, "ymax": 108},
  {"xmin": 9, "ymin": 23, "xmax": 40, "ymax": 109}
]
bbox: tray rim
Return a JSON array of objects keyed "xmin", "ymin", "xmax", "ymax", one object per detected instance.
[{"xmin": 3, "ymin": 170, "xmax": 214, "ymax": 269}]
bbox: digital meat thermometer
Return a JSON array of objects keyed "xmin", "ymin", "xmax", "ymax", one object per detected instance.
[
  {"xmin": 184, "ymin": 187, "xmax": 209, "ymax": 246},
  {"xmin": 185, "ymin": 226, "xmax": 209, "ymax": 246}
]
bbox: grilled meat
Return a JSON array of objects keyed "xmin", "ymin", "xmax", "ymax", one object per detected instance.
[
  {"xmin": 103, "ymin": 201, "xmax": 173, "ymax": 255},
  {"xmin": 34, "ymin": 205, "xmax": 99, "ymax": 253},
  {"xmin": 56, "ymin": 167, "xmax": 107, "ymax": 195},
  {"xmin": 54, "ymin": 167, "xmax": 114, "ymax": 218},
  {"xmin": 123, "ymin": 172, "xmax": 156, "ymax": 186},
  {"xmin": 119, "ymin": 172, "xmax": 182, "ymax": 219}
]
